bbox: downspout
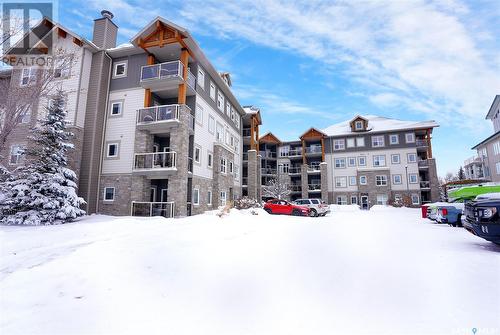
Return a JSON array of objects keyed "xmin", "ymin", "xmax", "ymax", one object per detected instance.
[{"xmin": 95, "ymin": 51, "xmax": 113, "ymax": 213}]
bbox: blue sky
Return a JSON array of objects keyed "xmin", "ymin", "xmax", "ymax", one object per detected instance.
[{"xmin": 57, "ymin": 0, "xmax": 499, "ymax": 177}]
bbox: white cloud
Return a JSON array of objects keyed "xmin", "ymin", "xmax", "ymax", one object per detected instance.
[{"xmin": 172, "ymin": 0, "xmax": 499, "ymax": 133}]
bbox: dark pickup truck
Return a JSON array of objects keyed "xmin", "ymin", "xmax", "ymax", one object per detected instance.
[{"xmin": 463, "ymin": 197, "xmax": 500, "ymax": 245}]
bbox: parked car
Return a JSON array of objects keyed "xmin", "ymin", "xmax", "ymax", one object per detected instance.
[
  {"xmin": 293, "ymin": 199, "xmax": 330, "ymax": 217},
  {"xmin": 264, "ymin": 199, "xmax": 310, "ymax": 216},
  {"xmin": 426, "ymin": 202, "xmax": 451, "ymax": 222},
  {"xmin": 463, "ymin": 193, "xmax": 500, "ymax": 245},
  {"xmin": 435, "ymin": 202, "xmax": 465, "ymax": 227}
]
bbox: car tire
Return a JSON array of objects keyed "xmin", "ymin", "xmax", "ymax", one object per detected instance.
[
  {"xmin": 264, "ymin": 208, "xmax": 272, "ymax": 214},
  {"xmin": 456, "ymin": 215, "xmax": 463, "ymax": 227},
  {"xmin": 292, "ymin": 209, "xmax": 300, "ymax": 216},
  {"xmin": 309, "ymin": 209, "xmax": 317, "ymax": 217}
]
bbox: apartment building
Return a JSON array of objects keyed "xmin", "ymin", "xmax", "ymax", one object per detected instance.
[
  {"xmin": 242, "ymin": 114, "xmax": 440, "ymax": 208},
  {"xmin": 466, "ymin": 95, "xmax": 500, "ymax": 182},
  {"xmin": 1, "ymin": 12, "xmax": 244, "ymax": 217}
]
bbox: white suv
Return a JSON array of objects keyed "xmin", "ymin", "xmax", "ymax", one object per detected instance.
[{"xmin": 293, "ymin": 199, "xmax": 329, "ymax": 217}]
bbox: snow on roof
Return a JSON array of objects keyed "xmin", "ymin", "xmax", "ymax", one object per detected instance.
[
  {"xmin": 322, "ymin": 115, "xmax": 438, "ymax": 137},
  {"xmin": 107, "ymin": 43, "xmax": 134, "ymax": 51},
  {"xmin": 243, "ymin": 106, "xmax": 260, "ymax": 115}
]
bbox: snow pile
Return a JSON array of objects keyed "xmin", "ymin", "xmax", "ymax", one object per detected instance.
[
  {"xmin": 329, "ymin": 204, "xmax": 360, "ymax": 212},
  {"xmin": 1, "ymin": 208, "xmax": 499, "ymax": 334}
]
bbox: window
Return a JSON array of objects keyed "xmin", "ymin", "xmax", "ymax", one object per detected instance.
[
  {"xmin": 373, "ymin": 155, "xmax": 386, "ymax": 167},
  {"xmin": 234, "ymin": 164, "xmax": 239, "ymax": 179},
  {"xmin": 335, "ymin": 158, "xmax": 346, "ymax": 168},
  {"xmin": 220, "ymin": 158, "xmax": 227, "ymax": 174},
  {"xmin": 229, "ymin": 161, "xmax": 234, "ymax": 174},
  {"xmin": 407, "ymin": 153, "xmax": 417, "ymax": 163},
  {"xmin": 195, "ymin": 104, "xmax": 203, "ymax": 125},
  {"xmin": 372, "ymin": 135, "xmax": 385, "ymax": 147},
  {"xmin": 225, "ymin": 130, "xmax": 230, "ymax": 145},
  {"xmin": 493, "ymin": 142, "xmax": 500, "ymax": 155},
  {"xmin": 335, "ymin": 177, "xmax": 347, "ymax": 188},
  {"xmin": 209, "ymin": 82, "xmax": 216, "ymax": 100},
  {"xmin": 279, "ymin": 163, "xmax": 290, "ymax": 174},
  {"xmin": 376, "ymin": 194, "xmax": 388, "ymax": 205},
  {"xmin": 208, "ymin": 115, "xmax": 215, "ymax": 134},
  {"xmin": 9, "ymin": 145, "xmax": 24, "ymax": 164},
  {"xmin": 104, "ymin": 187, "xmax": 115, "ymax": 201},
  {"xmin": 53, "ymin": 57, "xmax": 71, "ymax": 78},
  {"xmin": 359, "ymin": 176, "xmax": 367, "ymax": 185},
  {"xmin": 207, "ymin": 190, "xmax": 212, "ymax": 206},
  {"xmin": 207, "ymin": 152, "xmax": 213, "ymax": 168},
  {"xmin": 349, "ymin": 176, "xmax": 357, "ymax": 186},
  {"xmin": 193, "ymin": 188, "xmax": 200, "ymax": 205},
  {"xmin": 411, "ymin": 194, "xmax": 420, "ymax": 205},
  {"xmin": 234, "ymin": 139, "xmax": 239, "ymax": 154},
  {"xmin": 113, "ymin": 61, "xmax": 127, "ymax": 78},
  {"xmin": 355, "ymin": 121, "xmax": 363, "ymax": 130},
  {"xmin": 231, "ymin": 109, "xmax": 235, "ymax": 122},
  {"xmin": 392, "ymin": 174, "xmax": 402, "ymax": 184},
  {"xmin": 220, "ymin": 191, "xmax": 227, "ymax": 206},
  {"xmin": 197, "ymin": 68, "xmax": 205, "ymax": 89},
  {"xmin": 405, "ymin": 133, "xmax": 415, "ymax": 143},
  {"xmin": 376, "ymin": 175, "xmax": 388, "ymax": 186},
  {"xmin": 194, "ymin": 146, "xmax": 201, "ymax": 164},
  {"xmin": 226, "ymin": 102, "xmax": 231, "ymax": 117},
  {"xmin": 235, "ymin": 116, "xmax": 240, "ymax": 129},
  {"xmin": 20, "ymin": 67, "xmax": 35, "ymax": 86},
  {"xmin": 217, "ymin": 91, "xmax": 224, "ymax": 111},
  {"xmin": 347, "ymin": 138, "xmax": 355, "ymax": 148},
  {"xmin": 216, "ymin": 122, "xmax": 223, "ymax": 142},
  {"xmin": 336, "ymin": 196, "xmax": 347, "ymax": 205},
  {"xmin": 409, "ymin": 174, "xmax": 418, "ymax": 184},
  {"xmin": 107, "ymin": 143, "xmax": 119, "ymax": 158},
  {"xmin": 334, "ymin": 139, "xmax": 345, "ymax": 150},
  {"xmin": 348, "ymin": 157, "xmax": 356, "ymax": 167},
  {"xmin": 110, "ymin": 102, "xmax": 122, "ymax": 116},
  {"xmin": 496, "ymin": 162, "xmax": 500, "ymax": 175},
  {"xmin": 351, "ymin": 196, "xmax": 358, "ymax": 204},
  {"xmin": 356, "ymin": 137, "xmax": 365, "ymax": 147},
  {"xmin": 358, "ymin": 156, "xmax": 366, "ymax": 166},
  {"xmin": 389, "ymin": 134, "xmax": 399, "ymax": 144},
  {"xmin": 21, "ymin": 106, "xmax": 31, "ymax": 123},
  {"xmin": 391, "ymin": 154, "xmax": 400, "ymax": 164}
]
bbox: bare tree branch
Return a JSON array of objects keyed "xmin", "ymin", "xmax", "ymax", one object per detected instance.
[{"xmin": 262, "ymin": 173, "xmax": 291, "ymax": 200}]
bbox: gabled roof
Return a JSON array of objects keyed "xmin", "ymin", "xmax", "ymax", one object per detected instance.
[
  {"xmin": 259, "ymin": 132, "xmax": 281, "ymax": 144},
  {"xmin": 3, "ymin": 17, "xmax": 99, "ymax": 57},
  {"xmin": 471, "ymin": 130, "xmax": 500, "ymax": 150},
  {"xmin": 243, "ymin": 106, "xmax": 262, "ymax": 125},
  {"xmin": 322, "ymin": 115, "xmax": 438, "ymax": 137},
  {"xmin": 300, "ymin": 127, "xmax": 326, "ymax": 140},
  {"xmin": 350, "ymin": 115, "xmax": 368, "ymax": 123},
  {"xmin": 129, "ymin": 17, "xmax": 246, "ymax": 117},
  {"xmin": 485, "ymin": 95, "xmax": 500, "ymax": 120}
]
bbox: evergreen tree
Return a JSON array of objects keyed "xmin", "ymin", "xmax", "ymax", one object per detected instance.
[
  {"xmin": 458, "ymin": 166, "xmax": 465, "ymax": 180},
  {"xmin": 0, "ymin": 91, "xmax": 85, "ymax": 225}
]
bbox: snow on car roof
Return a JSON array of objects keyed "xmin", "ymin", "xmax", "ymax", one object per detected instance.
[
  {"xmin": 322, "ymin": 115, "xmax": 438, "ymax": 136},
  {"xmin": 474, "ymin": 192, "xmax": 500, "ymax": 200}
]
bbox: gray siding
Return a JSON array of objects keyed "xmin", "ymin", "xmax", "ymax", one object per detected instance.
[
  {"xmin": 324, "ymin": 130, "xmax": 417, "ymax": 154},
  {"xmin": 109, "ymin": 53, "xmax": 148, "ymax": 91}
]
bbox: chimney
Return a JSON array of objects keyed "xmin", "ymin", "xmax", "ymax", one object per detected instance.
[{"xmin": 92, "ymin": 10, "xmax": 118, "ymax": 49}]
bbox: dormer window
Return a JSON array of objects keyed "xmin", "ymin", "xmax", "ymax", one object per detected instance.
[{"xmin": 355, "ymin": 121, "xmax": 363, "ymax": 130}]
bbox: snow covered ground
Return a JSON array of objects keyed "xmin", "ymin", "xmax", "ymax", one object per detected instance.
[{"xmin": 1, "ymin": 207, "xmax": 499, "ymax": 335}]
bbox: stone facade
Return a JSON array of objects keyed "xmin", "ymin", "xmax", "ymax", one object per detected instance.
[
  {"xmin": 300, "ymin": 163, "xmax": 308, "ymax": 199},
  {"xmin": 427, "ymin": 158, "xmax": 440, "ymax": 202},
  {"xmin": 98, "ymin": 174, "xmax": 133, "ymax": 216},
  {"xmin": 191, "ymin": 175, "xmax": 214, "ymax": 215},
  {"xmin": 320, "ymin": 162, "xmax": 328, "ymax": 202},
  {"xmin": 247, "ymin": 149, "xmax": 259, "ymax": 200},
  {"xmin": 357, "ymin": 169, "xmax": 391, "ymax": 207},
  {"xmin": 213, "ymin": 144, "xmax": 235, "ymax": 206}
]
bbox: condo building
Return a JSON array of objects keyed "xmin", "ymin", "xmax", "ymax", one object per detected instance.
[
  {"xmin": 1, "ymin": 11, "xmax": 441, "ymax": 216},
  {"xmin": 464, "ymin": 95, "xmax": 500, "ymax": 182},
  {"xmin": 242, "ymin": 114, "xmax": 440, "ymax": 208}
]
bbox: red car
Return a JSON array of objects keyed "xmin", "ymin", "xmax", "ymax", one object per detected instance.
[{"xmin": 264, "ymin": 199, "xmax": 310, "ymax": 216}]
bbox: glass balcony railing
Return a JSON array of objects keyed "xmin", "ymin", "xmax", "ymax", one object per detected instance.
[
  {"xmin": 290, "ymin": 185, "xmax": 302, "ymax": 192},
  {"xmin": 307, "ymin": 163, "xmax": 321, "ymax": 172},
  {"xmin": 131, "ymin": 201, "xmax": 175, "ymax": 218},
  {"xmin": 141, "ymin": 61, "xmax": 184, "ymax": 82},
  {"xmin": 289, "ymin": 149, "xmax": 302, "ymax": 156},
  {"xmin": 134, "ymin": 152, "xmax": 177, "ymax": 170},
  {"xmin": 420, "ymin": 181, "xmax": 430, "ymax": 189},
  {"xmin": 137, "ymin": 104, "xmax": 183, "ymax": 124},
  {"xmin": 187, "ymin": 70, "xmax": 196, "ymax": 89},
  {"xmin": 308, "ymin": 184, "xmax": 321, "ymax": 191},
  {"xmin": 416, "ymin": 139, "xmax": 428, "ymax": 147},
  {"xmin": 305, "ymin": 146, "xmax": 322, "ymax": 154}
]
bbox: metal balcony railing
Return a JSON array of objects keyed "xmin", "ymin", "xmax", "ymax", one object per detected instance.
[
  {"xmin": 290, "ymin": 185, "xmax": 302, "ymax": 192},
  {"xmin": 420, "ymin": 181, "xmax": 430, "ymax": 189},
  {"xmin": 307, "ymin": 163, "xmax": 321, "ymax": 172},
  {"xmin": 134, "ymin": 152, "xmax": 177, "ymax": 170},
  {"xmin": 308, "ymin": 184, "xmax": 322, "ymax": 191},
  {"xmin": 416, "ymin": 139, "xmax": 428, "ymax": 147},
  {"xmin": 140, "ymin": 60, "xmax": 184, "ymax": 82},
  {"xmin": 131, "ymin": 201, "xmax": 175, "ymax": 218}
]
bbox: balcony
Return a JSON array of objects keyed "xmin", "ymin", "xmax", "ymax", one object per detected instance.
[
  {"xmin": 242, "ymin": 128, "xmax": 251, "ymax": 137},
  {"xmin": 308, "ymin": 184, "xmax": 322, "ymax": 192},
  {"xmin": 416, "ymin": 139, "xmax": 428, "ymax": 147},
  {"xmin": 131, "ymin": 201, "xmax": 175, "ymax": 218},
  {"xmin": 289, "ymin": 166, "xmax": 302, "ymax": 174},
  {"xmin": 420, "ymin": 181, "xmax": 430, "ymax": 189},
  {"xmin": 290, "ymin": 184, "xmax": 302, "ymax": 192},
  {"xmin": 418, "ymin": 160, "xmax": 429, "ymax": 169},
  {"xmin": 289, "ymin": 149, "xmax": 302, "ymax": 157},
  {"xmin": 262, "ymin": 151, "xmax": 276, "ymax": 159},
  {"xmin": 136, "ymin": 104, "xmax": 193, "ymax": 134},
  {"xmin": 305, "ymin": 146, "xmax": 322, "ymax": 156},
  {"xmin": 261, "ymin": 167, "xmax": 277, "ymax": 175},
  {"xmin": 242, "ymin": 153, "xmax": 248, "ymax": 161},
  {"xmin": 140, "ymin": 61, "xmax": 196, "ymax": 97},
  {"xmin": 307, "ymin": 164, "xmax": 321, "ymax": 173},
  {"xmin": 242, "ymin": 177, "xmax": 248, "ymax": 186},
  {"xmin": 133, "ymin": 152, "xmax": 177, "ymax": 178}
]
